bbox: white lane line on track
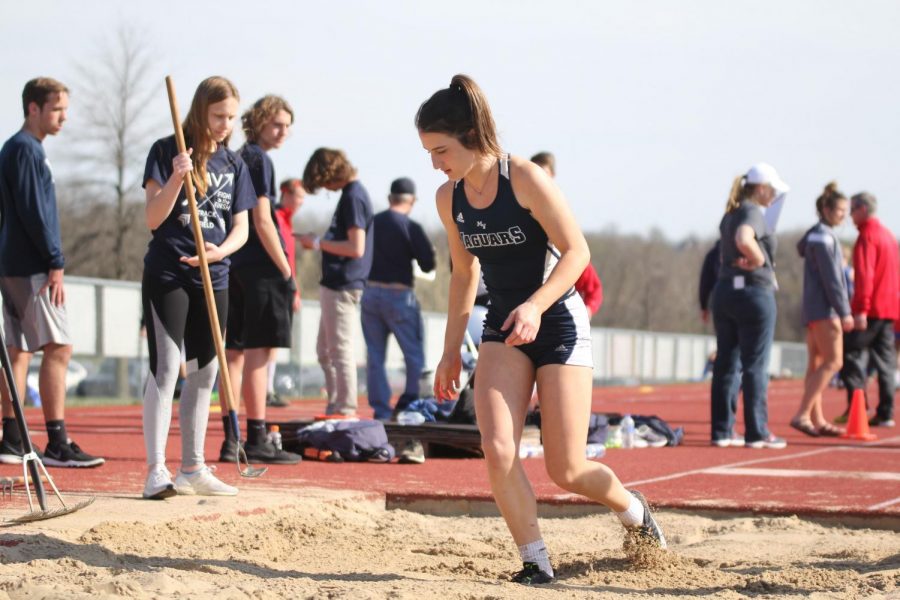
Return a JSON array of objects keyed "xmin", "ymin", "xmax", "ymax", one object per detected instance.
[
  {"xmin": 703, "ymin": 466, "xmax": 900, "ymax": 481},
  {"xmin": 621, "ymin": 435, "xmax": 900, "ymax": 488},
  {"xmin": 868, "ymin": 496, "xmax": 900, "ymax": 510}
]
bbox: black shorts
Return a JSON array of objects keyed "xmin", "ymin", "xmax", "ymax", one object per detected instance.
[
  {"xmin": 480, "ymin": 292, "xmax": 593, "ymax": 368},
  {"xmin": 225, "ymin": 263, "xmax": 294, "ymax": 350}
]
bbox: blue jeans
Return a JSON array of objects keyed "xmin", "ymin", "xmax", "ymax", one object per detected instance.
[
  {"xmin": 361, "ymin": 287, "xmax": 425, "ymax": 420},
  {"xmin": 710, "ymin": 282, "xmax": 776, "ymax": 443}
]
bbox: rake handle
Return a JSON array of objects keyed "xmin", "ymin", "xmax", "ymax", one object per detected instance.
[{"xmin": 0, "ymin": 331, "xmax": 47, "ymax": 510}]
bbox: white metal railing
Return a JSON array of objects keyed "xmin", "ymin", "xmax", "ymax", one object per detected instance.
[{"xmin": 2, "ymin": 276, "xmax": 807, "ymax": 384}]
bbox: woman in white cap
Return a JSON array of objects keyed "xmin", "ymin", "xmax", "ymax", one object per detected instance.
[{"xmin": 710, "ymin": 163, "xmax": 789, "ymax": 449}]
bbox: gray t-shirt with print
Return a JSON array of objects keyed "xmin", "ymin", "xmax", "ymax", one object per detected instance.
[{"xmin": 718, "ymin": 201, "xmax": 775, "ymax": 289}]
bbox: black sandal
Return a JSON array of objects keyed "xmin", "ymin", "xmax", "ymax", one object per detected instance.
[{"xmin": 790, "ymin": 419, "xmax": 820, "ymax": 437}]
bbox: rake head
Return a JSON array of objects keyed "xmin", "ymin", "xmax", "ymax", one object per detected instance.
[
  {"xmin": 1, "ymin": 453, "xmax": 96, "ymax": 526},
  {"xmin": 235, "ymin": 445, "xmax": 267, "ymax": 478},
  {"xmin": 3, "ymin": 497, "xmax": 95, "ymax": 526}
]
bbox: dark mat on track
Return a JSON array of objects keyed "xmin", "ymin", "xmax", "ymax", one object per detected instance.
[{"xmin": 272, "ymin": 420, "xmax": 485, "ymax": 458}]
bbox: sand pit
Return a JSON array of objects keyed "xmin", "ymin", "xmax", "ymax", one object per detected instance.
[{"xmin": 0, "ymin": 488, "xmax": 897, "ymax": 599}]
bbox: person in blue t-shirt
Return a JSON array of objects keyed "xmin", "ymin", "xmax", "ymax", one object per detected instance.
[
  {"xmin": 0, "ymin": 77, "xmax": 105, "ymax": 468},
  {"xmin": 219, "ymin": 95, "xmax": 301, "ymax": 466},
  {"xmin": 361, "ymin": 177, "xmax": 436, "ymax": 420},
  {"xmin": 140, "ymin": 76, "xmax": 256, "ymax": 500},
  {"xmin": 298, "ymin": 148, "xmax": 374, "ymax": 417}
]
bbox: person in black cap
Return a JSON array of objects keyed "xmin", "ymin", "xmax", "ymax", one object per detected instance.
[{"xmin": 361, "ymin": 177, "xmax": 436, "ymax": 420}]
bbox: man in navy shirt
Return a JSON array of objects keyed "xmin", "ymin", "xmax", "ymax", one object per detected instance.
[
  {"xmin": 361, "ymin": 177, "xmax": 435, "ymax": 420},
  {"xmin": 0, "ymin": 78, "xmax": 104, "ymax": 467}
]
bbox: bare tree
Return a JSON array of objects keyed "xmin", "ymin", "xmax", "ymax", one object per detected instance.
[{"xmin": 61, "ymin": 26, "xmax": 160, "ymax": 280}]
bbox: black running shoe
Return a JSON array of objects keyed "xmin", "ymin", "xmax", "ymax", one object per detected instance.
[
  {"xmin": 265, "ymin": 391, "xmax": 290, "ymax": 408},
  {"xmin": 398, "ymin": 440, "xmax": 425, "ymax": 464},
  {"xmin": 510, "ymin": 562, "xmax": 554, "ymax": 585},
  {"xmin": 43, "ymin": 439, "xmax": 105, "ymax": 468},
  {"xmin": 243, "ymin": 439, "xmax": 302, "ymax": 465},
  {"xmin": 629, "ymin": 490, "xmax": 667, "ymax": 549},
  {"xmin": 0, "ymin": 438, "xmax": 43, "ymax": 465},
  {"xmin": 218, "ymin": 438, "xmax": 242, "ymax": 463}
]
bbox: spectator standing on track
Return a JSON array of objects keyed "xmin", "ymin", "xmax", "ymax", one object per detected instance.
[
  {"xmin": 792, "ymin": 182, "xmax": 853, "ymax": 437},
  {"xmin": 698, "ymin": 239, "xmax": 728, "ymax": 381},
  {"xmin": 699, "ymin": 240, "xmax": 721, "ymax": 324},
  {"xmin": 361, "ymin": 177, "xmax": 436, "ymax": 420},
  {"xmin": 418, "ymin": 74, "xmax": 666, "ymax": 585},
  {"xmin": 530, "ymin": 151, "xmax": 603, "ymax": 316},
  {"xmin": 262, "ymin": 177, "xmax": 306, "ymax": 406},
  {"xmin": 710, "ymin": 163, "xmax": 789, "ymax": 449},
  {"xmin": 140, "ymin": 76, "xmax": 255, "ymax": 498},
  {"xmin": 837, "ymin": 192, "xmax": 898, "ymax": 428},
  {"xmin": 0, "ymin": 77, "xmax": 105, "ymax": 468},
  {"xmin": 298, "ymin": 149, "xmax": 374, "ymax": 417},
  {"xmin": 220, "ymin": 95, "xmax": 301, "ymax": 465}
]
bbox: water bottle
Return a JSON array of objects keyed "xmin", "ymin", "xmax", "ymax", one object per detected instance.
[
  {"xmin": 585, "ymin": 443, "xmax": 606, "ymax": 459},
  {"xmin": 268, "ymin": 424, "xmax": 283, "ymax": 451},
  {"xmin": 621, "ymin": 414, "xmax": 635, "ymax": 449},
  {"xmin": 605, "ymin": 426, "xmax": 622, "ymax": 449},
  {"xmin": 519, "ymin": 444, "xmax": 544, "ymax": 459},
  {"xmin": 396, "ymin": 411, "xmax": 426, "ymax": 426}
]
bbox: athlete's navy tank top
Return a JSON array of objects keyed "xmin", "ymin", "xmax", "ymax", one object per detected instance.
[{"xmin": 452, "ymin": 155, "xmax": 568, "ymax": 317}]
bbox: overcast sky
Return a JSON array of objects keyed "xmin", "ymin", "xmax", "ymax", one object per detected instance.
[{"xmin": 2, "ymin": 0, "xmax": 898, "ymax": 241}]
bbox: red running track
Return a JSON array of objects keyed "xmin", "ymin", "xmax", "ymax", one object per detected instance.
[{"xmin": 2, "ymin": 380, "xmax": 898, "ymax": 522}]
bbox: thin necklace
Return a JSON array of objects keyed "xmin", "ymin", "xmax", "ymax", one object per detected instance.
[{"xmin": 465, "ymin": 159, "xmax": 497, "ymax": 195}]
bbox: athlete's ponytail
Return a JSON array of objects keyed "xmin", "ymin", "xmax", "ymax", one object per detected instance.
[
  {"xmin": 415, "ymin": 74, "xmax": 502, "ymax": 157},
  {"xmin": 815, "ymin": 181, "xmax": 846, "ymax": 220},
  {"xmin": 724, "ymin": 176, "xmax": 745, "ymax": 213}
]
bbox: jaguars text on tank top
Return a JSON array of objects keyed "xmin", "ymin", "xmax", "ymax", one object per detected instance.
[
  {"xmin": 451, "ymin": 154, "xmax": 592, "ymax": 368},
  {"xmin": 451, "ymin": 154, "xmax": 574, "ymax": 318}
]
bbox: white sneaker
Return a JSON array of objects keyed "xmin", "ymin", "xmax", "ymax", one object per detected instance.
[
  {"xmin": 711, "ymin": 433, "xmax": 745, "ymax": 448},
  {"xmin": 174, "ymin": 465, "xmax": 238, "ymax": 496},
  {"xmin": 746, "ymin": 434, "xmax": 787, "ymax": 449},
  {"xmin": 635, "ymin": 425, "xmax": 668, "ymax": 448},
  {"xmin": 143, "ymin": 465, "xmax": 176, "ymax": 500}
]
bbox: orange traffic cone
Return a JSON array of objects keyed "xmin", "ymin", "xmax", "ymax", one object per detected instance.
[{"xmin": 841, "ymin": 389, "xmax": 877, "ymax": 441}]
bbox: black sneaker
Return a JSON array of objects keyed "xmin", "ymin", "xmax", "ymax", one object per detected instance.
[
  {"xmin": 266, "ymin": 391, "xmax": 289, "ymax": 407},
  {"xmin": 398, "ymin": 440, "xmax": 425, "ymax": 464},
  {"xmin": 366, "ymin": 447, "xmax": 393, "ymax": 463},
  {"xmin": 510, "ymin": 562, "xmax": 554, "ymax": 585},
  {"xmin": 869, "ymin": 415, "xmax": 896, "ymax": 428},
  {"xmin": 0, "ymin": 438, "xmax": 43, "ymax": 465},
  {"xmin": 43, "ymin": 439, "xmax": 105, "ymax": 468},
  {"xmin": 243, "ymin": 439, "xmax": 302, "ymax": 465},
  {"xmin": 629, "ymin": 490, "xmax": 667, "ymax": 549},
  {"xmin": 218, "ymin": 438, "xmax": 242, "ymax": 463}
]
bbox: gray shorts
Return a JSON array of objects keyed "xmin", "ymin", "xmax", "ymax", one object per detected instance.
[{"xmin": 0, "ymin": 274, "xmax": 71, "ymax": 352}]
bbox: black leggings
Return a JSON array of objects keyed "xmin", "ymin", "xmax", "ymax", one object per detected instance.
[{"xmin": 141, "ymin": 274, "xmax": 227, "ymax": 467}]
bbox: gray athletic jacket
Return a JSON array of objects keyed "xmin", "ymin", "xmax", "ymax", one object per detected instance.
[{"xmin": 797, "ymin": 221, "xmax": 851, "ymax": 324}]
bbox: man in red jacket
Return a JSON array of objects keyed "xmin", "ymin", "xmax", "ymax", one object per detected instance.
[{"xmin": 839, "ymin": 192, "xmax": 898, "ymax": 427}]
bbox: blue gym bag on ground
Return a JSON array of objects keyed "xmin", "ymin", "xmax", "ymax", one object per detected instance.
[{"xmin": 293, "ymin": 420, "xmax": 395, "ymax": 462}]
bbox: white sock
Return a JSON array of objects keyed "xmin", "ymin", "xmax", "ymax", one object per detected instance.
[
  {"xmin": 616, "ymin": 494, "xmax": 644, "ymax": 527},
  {"xmin": 518, "ymin": 540, "xmax": 553, "ymax": 576}
]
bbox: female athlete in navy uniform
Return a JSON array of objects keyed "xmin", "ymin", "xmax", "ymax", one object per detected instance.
[
  {"xmin": 141, "ymin": 76, "xmax": 256, "ymax": 499},
  {"xmin": 417, "ymin": 74, "xmax": 666, "ymax": 584}
]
